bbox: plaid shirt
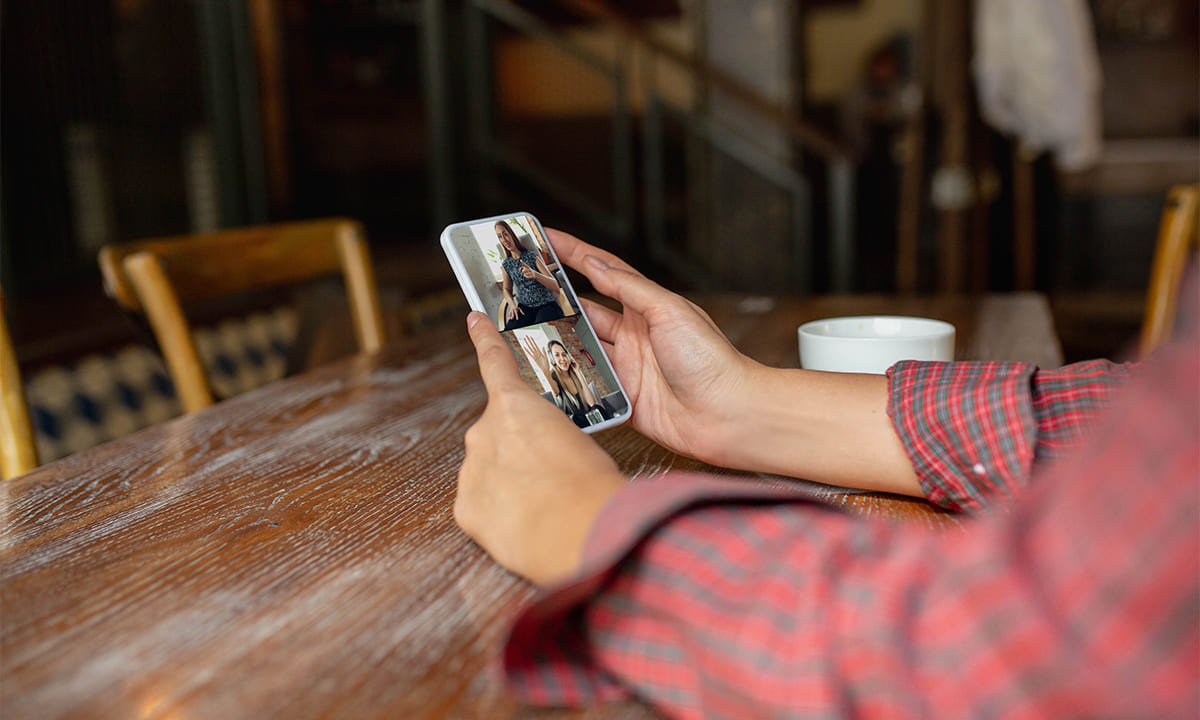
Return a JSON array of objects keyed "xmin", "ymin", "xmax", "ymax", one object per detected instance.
[{"xmin": 501, "ymin": 331, "xmax": 1199, "ymax": 718}]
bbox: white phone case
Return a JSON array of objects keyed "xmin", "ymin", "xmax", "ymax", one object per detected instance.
[{"xmin": 441, "ymin": 212, "xmax": 631, "ymax": 433}]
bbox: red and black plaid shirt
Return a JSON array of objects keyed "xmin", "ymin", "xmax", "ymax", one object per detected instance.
[{"xmin": 502, "ymin": 331, "xmax": 1199, "ymax": 718}]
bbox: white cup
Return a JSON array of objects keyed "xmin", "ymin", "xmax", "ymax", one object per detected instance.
[{"xmin": 798, "ymin": 316, "xmax": 955, "ymax": 374}]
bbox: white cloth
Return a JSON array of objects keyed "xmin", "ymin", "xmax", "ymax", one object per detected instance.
[{"xmin": 973, "ymin": 0, "xmax": 1103, "ymax": 170}]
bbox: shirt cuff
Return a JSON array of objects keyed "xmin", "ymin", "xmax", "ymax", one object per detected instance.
[
  {"xmin": 887, "ymin": 360, "xmax": 1038, "ymax": 512},
  {"xmin": 502, "ymin": 472, "xmax": 831, "ymax": 706}
]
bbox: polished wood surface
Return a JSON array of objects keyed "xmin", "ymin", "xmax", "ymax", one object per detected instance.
[
  {"xmin": 98, "ymin": 218, "xmax": 386, "ymax": 413},
  {"xmin": 1, "ymin": 294, "xmax": 1062, "ymax": 719}
]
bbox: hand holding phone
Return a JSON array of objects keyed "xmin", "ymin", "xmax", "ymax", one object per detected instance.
[
  {"xmin": 442, "ymin": 213, "xmax": 631, "ymax": 433},
  {"xmin": 531, "ymin": 227, "xmax": 767, "ymax": 467},
  {"xmin": 454, "ymin": 309, "xmax": 627, "ymax": 584}
]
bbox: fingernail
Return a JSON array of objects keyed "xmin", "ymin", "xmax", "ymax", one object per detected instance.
[
  {"xmin": 585, "ymin": 255, "xmax": 609, "ymax": 271},
  {"xmin": 466, "ymin": 312, "xmax": 483, "ymax": 329}
]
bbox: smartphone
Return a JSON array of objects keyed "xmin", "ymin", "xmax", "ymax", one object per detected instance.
[{"xmin": 441, "ymin": 213, "xmax": 631, "ymax": 433}]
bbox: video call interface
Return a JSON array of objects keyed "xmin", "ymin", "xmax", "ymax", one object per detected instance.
[{"xmin": 447, "ymin": 215, "xmax": 628, "ymax": 429}]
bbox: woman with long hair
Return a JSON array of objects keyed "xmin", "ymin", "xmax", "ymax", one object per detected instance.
[
  {"xmin": 521, "ymin": 336, "xmax": 609, "ymax": 428},
  {"xmin": 496, "ymin": 221, "xmax": 565, "ymax": 330}
]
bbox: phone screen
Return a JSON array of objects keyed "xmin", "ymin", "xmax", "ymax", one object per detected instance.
[{"xmin": 441, "ymin": 213, "xmax": 630, "ymax": 432}]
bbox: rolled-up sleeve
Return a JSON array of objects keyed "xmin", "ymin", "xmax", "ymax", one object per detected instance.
[{"xmin": 887, "ymin": 359, "xmax": 1134, "ymax": 511}]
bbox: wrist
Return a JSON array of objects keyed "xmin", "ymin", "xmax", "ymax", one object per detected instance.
[
  {"xmin": 687, "ymin": 358, "xmax": 776, "ymax": 468},
  {"xmin": 534, "ymin": 469, "xmax": 626, "ymax": 586}
]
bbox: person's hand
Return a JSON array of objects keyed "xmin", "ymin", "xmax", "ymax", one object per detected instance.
[
  {"xmin": 547, "ymin": 229, "xmax": 924, "ymax": 495},
  {"xmin": 455, "ymin": 312, "xmax": 626, "ymax": 586},
  {"xmin": 519, "ymin": 264, "xmax": 536, "ymax": 279},
  {"xmin": 504, "ymin": 300, "xmax": 521, "ymax": 323},
  {"xmin": 520, "ymin": 335, "xmax": 551, "ymax": 378},
  {"xmin": 546, "ymin": 228, "xmax": 760, "ymax": 467}
]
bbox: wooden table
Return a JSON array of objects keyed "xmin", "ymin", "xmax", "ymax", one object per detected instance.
[{"xmin": 2, "ymin": 293, "xmax": 1062, "ymax": 719}]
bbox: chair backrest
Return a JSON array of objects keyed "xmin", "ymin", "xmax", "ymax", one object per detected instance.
[
  {"xmin": 1140, "ymin": 184, "xmax": 1200, "ymax": 358},
  {"xmin": 99, "ymin": 218, "xmax": 386, "ymax": 413},
  {"xmin": 1, "ymin": 290, "xmax": 39, "ymax": 479}
]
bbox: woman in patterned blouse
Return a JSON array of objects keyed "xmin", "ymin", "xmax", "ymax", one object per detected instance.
[{"xmin": 496, "ymin": 221, "xmax": 565, "ymax": 331}]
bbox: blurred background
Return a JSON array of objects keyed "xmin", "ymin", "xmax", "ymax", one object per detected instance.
[{"xmin": 1, "ymin": 0, "xmax": 1197, "ymax": 461}]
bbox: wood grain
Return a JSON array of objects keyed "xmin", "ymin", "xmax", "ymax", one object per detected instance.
[{"xmin": 0, "ymin": 294, "xmax": 1061, "ymax": 719}]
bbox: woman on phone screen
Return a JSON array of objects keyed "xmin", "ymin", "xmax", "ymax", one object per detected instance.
[
  {"xmin": 497, "ymin": 221, "xmax": 565, "ymax": 330},
  {"xmin": 521, "ymin": 337, "xmax": 609, "ymax": 428}
]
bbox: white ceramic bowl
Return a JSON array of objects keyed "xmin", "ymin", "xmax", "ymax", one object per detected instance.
[{"xmin": 798, "ymin": 316, "xmax": 955, "ymax": 374}]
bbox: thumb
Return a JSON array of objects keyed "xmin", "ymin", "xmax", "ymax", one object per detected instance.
[{"xmin": 466, "ymin": 312, "xmax": 526, "ymax": 394}]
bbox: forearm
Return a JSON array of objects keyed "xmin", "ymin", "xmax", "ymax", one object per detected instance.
[
  {"xmin": 698, "ymin": 362, "xmax": 922, "ymax": 496},
  {"xmin": 531, "ymin": 258, "xmax": 560, "ymax": 291},
  {"xmin": 697, "ymin": 357, "xmax": 1136, "ymax": 507},
  {"xmin": 583, "ymin": 496, "xmax": 937, "ymax": 716},
  {"xmin": 573, "ymin": 481, "xmax": 1191, "ymax": 719}
]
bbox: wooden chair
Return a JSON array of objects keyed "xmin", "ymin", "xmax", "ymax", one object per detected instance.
[
  {"xmin": 1, "ymin": 290, "xmax": 39, "ymax": 479},
  {"xmin": 99, "ymin": 218, "xmax": 386, "ymax": 413},
  {"xmin": 1140, "ymin": 184, "xmax": 1200, "ymax": 358}
]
